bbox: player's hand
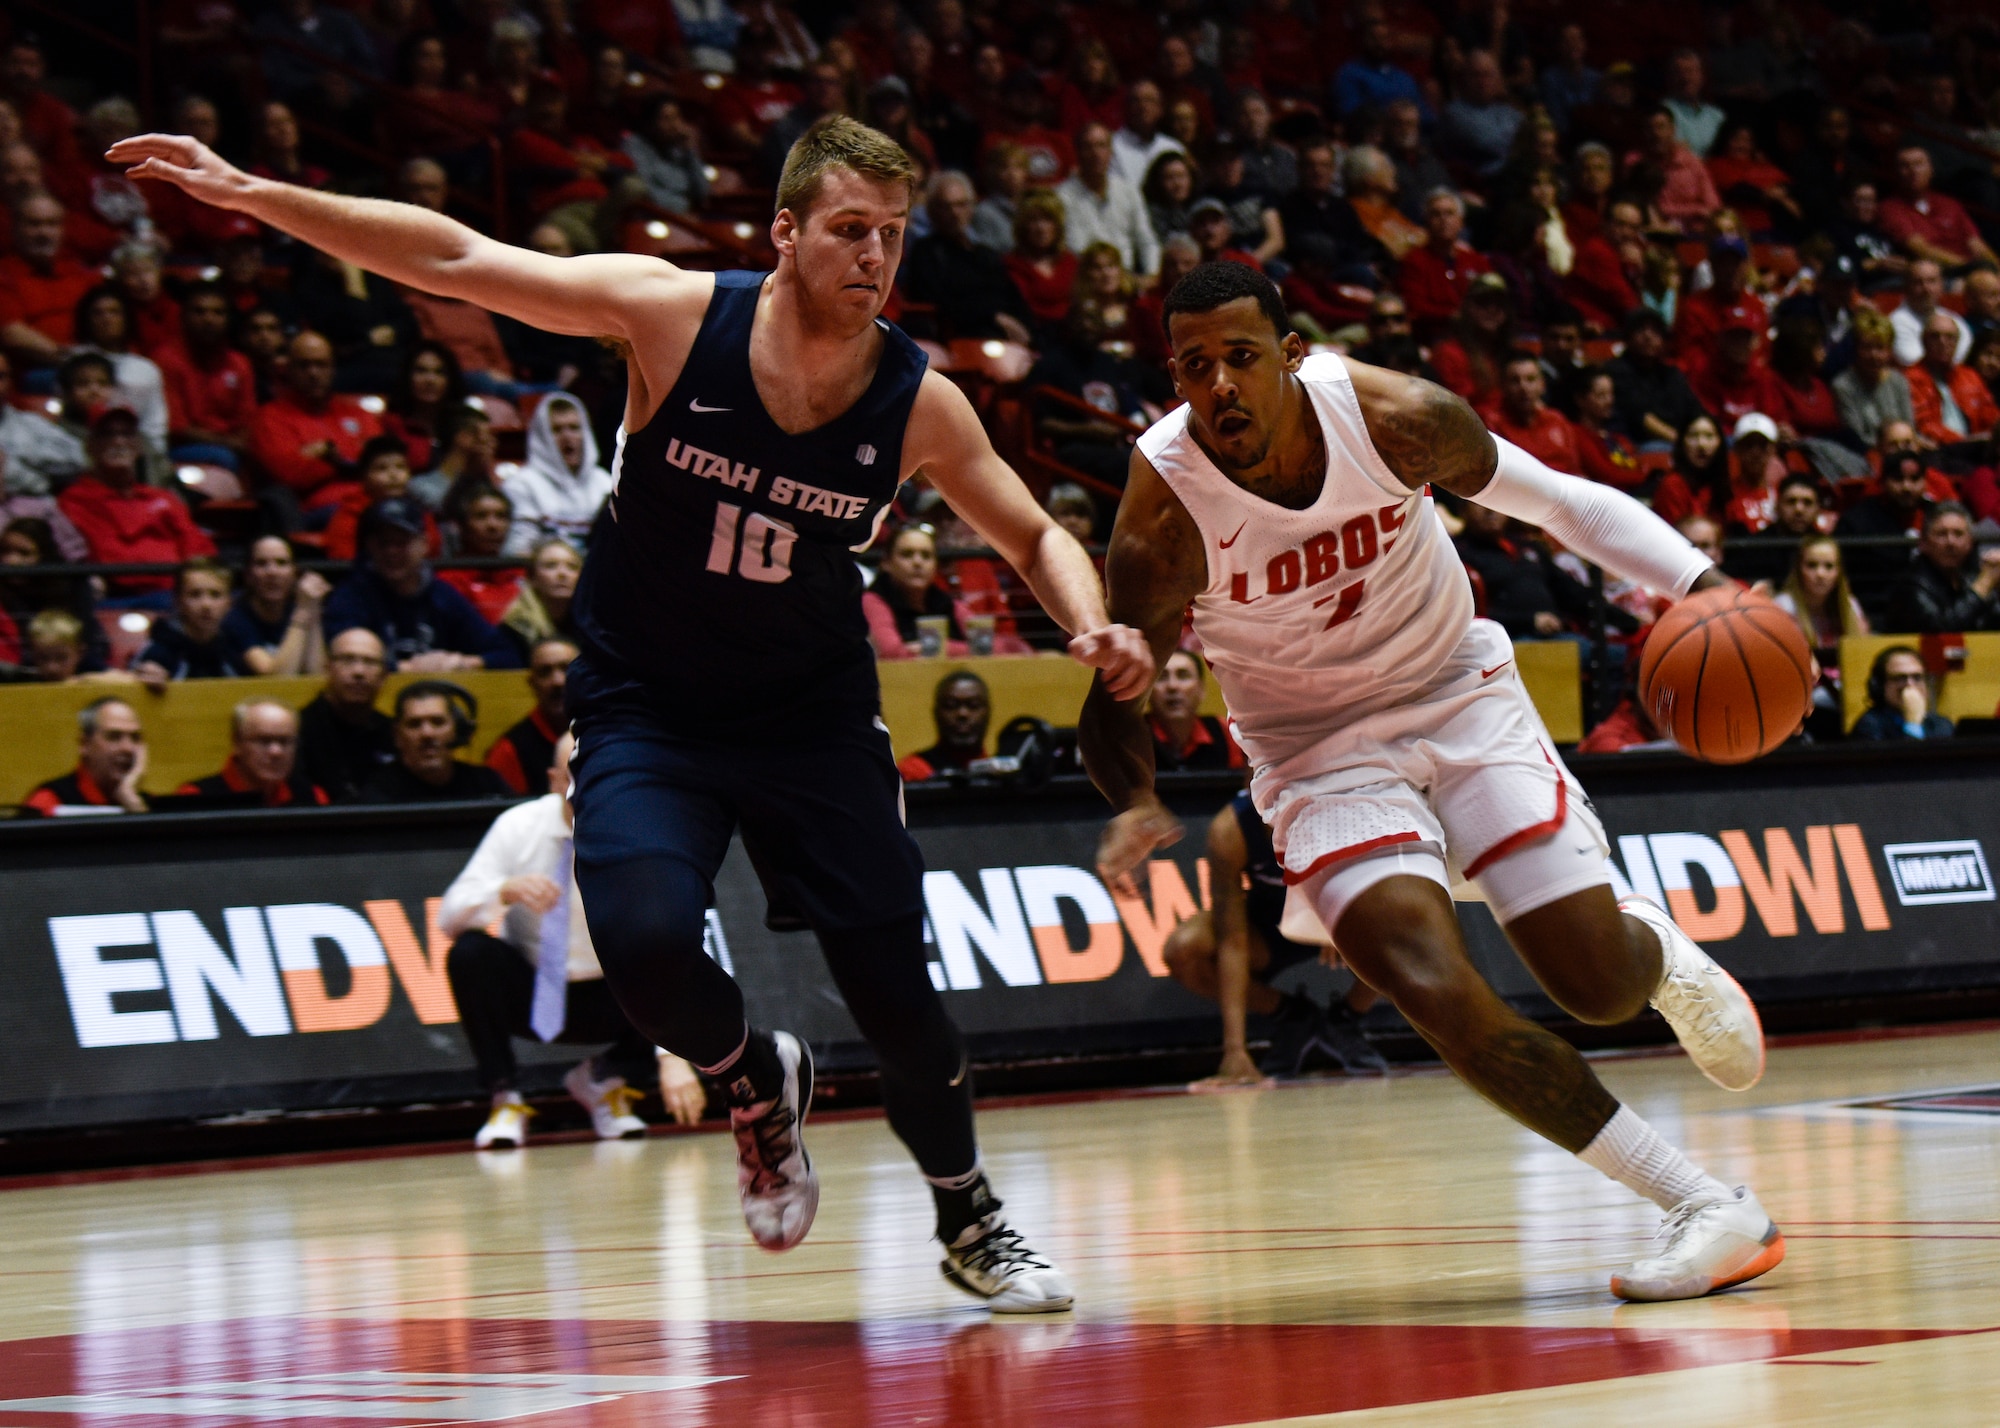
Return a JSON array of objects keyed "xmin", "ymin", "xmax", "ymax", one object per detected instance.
[
  {"xmin": 1069, "ymin": 623, "xmax": 1154, "ymax": 700},
  {"xmin": 107, "ymin": 133, "xmax": 255, "ymax": 209},
  {"xmin": 1096, "ymin": 799, "xmax": 1184, "ymax": 892},
  {"xmin": 657, "ymin": 1053, "xmax": 708, "ymax": 1126},
  {"xmin": 500, "ymin": 875, "xmax": 562, "ymax": 914},
  {"xmin": 1190, "ymin": 1048, "xmax": 1272, "ymax": 1091}
]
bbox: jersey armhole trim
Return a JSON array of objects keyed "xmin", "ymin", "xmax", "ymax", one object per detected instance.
[{"xmin": 1317, "ymin": 354, "xmax": 1428, "ymax": 502}]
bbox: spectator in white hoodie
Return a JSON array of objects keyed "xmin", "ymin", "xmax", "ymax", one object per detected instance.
[{"xmin": 504, "ymin": 394, "xmax": 613, "ymax": 554}]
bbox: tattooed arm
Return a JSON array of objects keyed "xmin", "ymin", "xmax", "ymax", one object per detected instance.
[
  {"xmin": 1080, "ymin": 447, "xmax": 1210, "ymax": 888},
  {"xmin": 1345, "ymin": 360, "xmax": 1499, "ymax": 499}
]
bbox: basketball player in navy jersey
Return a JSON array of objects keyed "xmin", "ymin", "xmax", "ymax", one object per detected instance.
[{"xmin": 115, "ymin": 117, "xmax": 1151, "ymax": 1313}]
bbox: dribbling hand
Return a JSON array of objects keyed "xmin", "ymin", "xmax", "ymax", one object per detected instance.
[
  {"xmin": 1068, "ymin": 623, "xmax": 1154, "ymax": 701},
  {"xmin": 1095, "ymin": 801, "xmax": 1184, "ymax": 894},
  {"xmin": 105, "ymin": 134, "xmax": 254, "ymax": 209}
]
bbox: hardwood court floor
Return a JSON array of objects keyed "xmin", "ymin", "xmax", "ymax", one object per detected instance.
[{"xmin": 2, "ymin": 1027, "xmax": 1997, "ymax": 1426}]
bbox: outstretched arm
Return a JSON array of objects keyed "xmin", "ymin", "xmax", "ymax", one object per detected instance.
[
  {"xmin": 908, "ymin": 371, "xmax": 1152, "ymax": 697},
  {"xmin": 1344, "ymin": 359, "xmax": 1724, "ymax": 597},
  {"xmin": 108, "ymin": 134, "xmax": 706, "ymax": 341},
  {"xmin": 1079, "ymin": 447, "xmax": 1208, "ymax": 888}
]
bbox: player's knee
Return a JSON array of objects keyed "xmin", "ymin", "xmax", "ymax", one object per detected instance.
[{"xmin": 576, "ymin": 858, "xmax": 711, "ymax": 977}]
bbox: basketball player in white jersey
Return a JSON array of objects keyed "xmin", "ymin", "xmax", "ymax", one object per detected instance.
[{"xmin": 1080, "ymin": 263, "xmax": 1786, "ymax": 1302}]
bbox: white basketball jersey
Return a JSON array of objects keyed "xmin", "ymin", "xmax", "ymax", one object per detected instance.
[{"xmin": 1137, "ymin": 353, "xmax": 1473, "ymax": 778}]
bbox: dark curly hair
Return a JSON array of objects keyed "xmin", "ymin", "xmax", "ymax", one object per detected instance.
[{"xmin": 1160, "ymin": 260, "xmax": 1290, "ymax": 345}]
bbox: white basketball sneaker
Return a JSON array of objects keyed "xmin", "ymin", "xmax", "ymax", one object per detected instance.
[
  {"xmin": 941, "ymin": 1214, "xmax": 1075, "ymax": 1313},
  {"xmin": 731, "ymin": 1031, "xmax": 818, "ymax": 1252},
  {"xmin": 564, "ymin": 1063, "xmax": 648, "ymax": 1140},
  {"xmin": 1611, "ymin": 1186, "xmax": 1787, "ymax": 1301},
  {"xmin": 474, "ymin": 1093, "xmax": 533, "ymax": 1150},
  {"xmin": 1622, "ymin": 895, "xmax": 1766, "ymax": 1091}
]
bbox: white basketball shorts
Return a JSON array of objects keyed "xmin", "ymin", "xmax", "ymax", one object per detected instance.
[{"xmin": 1259, "ymin": 619, "xmax": 1610, "ymax": 943}]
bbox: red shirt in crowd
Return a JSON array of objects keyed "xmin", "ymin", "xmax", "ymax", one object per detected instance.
[
  {"xmin": 400, "ymin": 288, "xmax": 514, "ymax": 379},
  {"xmin": 22, "ymin": 765, "xmax": 115, "ymax": 817},
  {"xmin": 978, "ymin": 124, "xmax": 1075, "ymax": 186},
  {"xmin": 1673, "ymin": 288, "xmax": 1764, "ymax": 371},
  {"xmin": 1689, "ymin": 361, "xmax": 1784, "ymax": 432},
  {"xmin": 506, "ymin": 127, "xmax": 632, "ymax": 217},
  {"xmin": 577, "ymin": 0, "xmax": 682, "ymax": 62},
  {"xmin": 57, "ymin": 477, "xmax": 218, "ymax": 594},
  {"xmin": 322, "ymin": 488, "xmax": 442, "ymax": 562},
  {"xmin": 248, "ymin": 391, "xmax": 385, "ymax": 506},
  {"xmin": 157, "ymin": 342, "xmax": 260, "ymax": 444},
  {"xmin": 0, "ymin": 251, "xmax": 100, "ymax": 346},
  {"xmin": 1879, "ymin": 192, "xmax": 1985, "ymax": 263},
  {"xmin": 1003, "ymin": 250, "xmax": 1078, "ymax": 324},
  {"xmin": 710, "ymin": 77, "xmax": 801, "ymax": 142},
  {"xmin": 1574, "ymin": 421, "xmax": 1645, "ymax": 491},
  {"xmin": 1765, "ymin": 372, "xmax": 1841, "ymax": 437},
  {"xmin": 1905, "ymin": 362, "xmax": 2000, "ymax": 445},
  {"xmin": 1488, "ymin": 405, "xmax": 1586, "ymax": 475},
  {"xmin": 437, "ymin": 564, "xmax": 524, "ymax": 626},
  {"xmin": 1561, "ymin": 234, "xmax": 1639, "ymax": 332},
  {"xmin": 1429, "ymin": 337, "xmax": 1500, "ymax": 411},
  {"xmin": 1396, "ymin": 242, "xmax": 1492, "ymax": 333}
]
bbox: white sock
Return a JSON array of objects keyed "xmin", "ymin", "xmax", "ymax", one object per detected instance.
[
  {"xmin": 1577, "ymin": 1105, "xmax": 1732, "ymax": 1211},
  {"xmin": 492, "ymin": 1089, "xmax": 524, "ymax": 1108}
]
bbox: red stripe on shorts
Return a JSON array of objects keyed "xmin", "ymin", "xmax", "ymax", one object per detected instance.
[
  {"xmin": 1461, "ymin": 753, "xmax": 1569, "ymax": 879},
  {"xmin": 1282, "ymin": 830, "xmax": 1424, "ymax": 885}
]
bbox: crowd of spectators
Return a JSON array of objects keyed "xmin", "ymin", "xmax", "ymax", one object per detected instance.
[{"xmin": 8, "ymin": 1, "xmax": 2000, "ymax": 795}]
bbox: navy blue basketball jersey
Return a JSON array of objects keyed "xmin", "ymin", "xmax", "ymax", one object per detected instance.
[
  {"xmin": 1231, "ymin": 789, "xmax": 1288, "ymax": 931},
  {"xmin": 570, "ymin": 271, "xmax": 927, "ymax": 737}
]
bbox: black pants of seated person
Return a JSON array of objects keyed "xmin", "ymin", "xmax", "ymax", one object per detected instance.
[{"xmin": 445, "ymin": 930, "xmax": 659, "ymax": 1093}]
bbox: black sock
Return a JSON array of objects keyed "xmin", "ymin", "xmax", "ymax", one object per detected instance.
[
  {"xmin": 704, "ymin": 1026, "xmax": 784, "ymax": 1109},
  {"xmin": 932, "ymin": 1170, "xmax": 1001, "ymax": 1245}
]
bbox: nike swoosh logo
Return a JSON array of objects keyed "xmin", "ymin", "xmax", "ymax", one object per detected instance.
[
  {"xmin": 689, "ymin": 399, "xmax": 731, "ymax": 413},
  {"xmin": 1219, "ymin": 521, "xmax": 1248, "ymax": 549},
  {"xmin": 1481, "ymin": 662, "xmax": 1510, "ymax": 679}
]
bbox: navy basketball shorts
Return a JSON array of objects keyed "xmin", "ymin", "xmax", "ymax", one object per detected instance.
[{"xmin": 567, "ymin": 703, "xmax": 926, "ymax": 933}]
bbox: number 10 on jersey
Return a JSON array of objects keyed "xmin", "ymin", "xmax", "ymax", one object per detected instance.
[{"xmin": 707, "ymin": 500, "xmax": 796, "ymax": 583}]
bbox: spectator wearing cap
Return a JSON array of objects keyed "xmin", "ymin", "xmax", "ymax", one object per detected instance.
[
  {"xmin": 1886, "ymin": 502, "xmax": 2000, "ymax": 634},
  {"xmin": 132, "ymin": 557, "xmax": 252, "ymax": 683},
  {"xmin": 1851, "ymin": 646, "xmax": 1953, "ymax": 741},
  {"xmin": 1834, "ymin": 310, "xmax": 1916, "ymax": 449},
  {"xmin": 57, "ymin": 404, "xmax": 217, "ymax": 606},
  {"xmin": 1691, "ymin": 311, "xmax": 1784, "ymax": 430},
  {"xmin": 298, "ymin": 626, "xmax": 395, "ymax": 801},
  {"xmin": 155, "ymin": 282, "xmax": 257, "ymax": 471},
  {"xmin": 1906, "ymin": 310, "xmax": 2000, "ymax": 446},
  {"xmin": 1187, "ymin": 198, "xmax": 1260, "ymax": 269},
  {"xmin": 1057, "ymin": 124, "xmax": 1158, "ymax": 278},
  {"xmin": 901, "ymin": 171, "xmax": 1034, "ymax": 344},
  {"xmin": 1429, "ymin": 273, "xmax": 1515, "ymax": 410},
  {"xmin": 1631, "ymin": 106, "xmax": 1721, "ymax": 231},
  {"xmin": 1673, "ymin": 237, "xmax": 1762, "ymax": 369},
  {"xmin": 1661, "ymin": 49, "xmax": 1725, "ymax": 157},
  {"xmin": 20, "ymin": 696, "xmax": 149, "ymax": 816},
  {"xmin": 1890, "ymin": 260, "xmax": 1970, "ymax": 369},
  {"xmin": 248, "ymin": 331, "xmax": 386, "ymax": 515},
  {"xmin": 1880, "ymin": 145, "xmax": 1997, "ymax": 273},
  {"xmin": 1718, "ymin": 413, "xmax": 1787, "ymax": 534},
  {"xmin": 1605, "ymin": 308, "xmax": 1705, "ymax": 446},
  {"xmin": 323, "ymin": 497, "xmax": 521, "ymax": 671},
  {"xmin": 486, "ymin": 637, "xmax": 576, "ymax": 795},
  {"xmin": 0, "ymin": 191, "xmax": 96, "ymax": 367},
  {"xmin": 1487, "ymin": 353, "xmax": 1585, "ymax": 474},
  {"xmin": 176, "ymin": 699, "xmax": 329, "ymax": 807},
  {"xmin": 1110, "ymin": 80, "xmax": 1184, "ymax": 190},
  {"xmin": 1396, "ymin": 189, "xmax": 1492, "ymax": 339},
  {"xmin": 1775, "ymin": 251, "xmax": 1860, "ymax": 364},
  {"xmin": 896, "ymin": 669, "xmax": 990, "ymax": 783},
  {"xmin": 1332, "ymin": 13, "xmax": 1428, "ymax": 123},
  {"xmin": 356, "ymin": 680, "xmax": 513, "ymax": 802}
]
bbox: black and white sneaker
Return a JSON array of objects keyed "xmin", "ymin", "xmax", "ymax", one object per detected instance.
[
  {"xmin": 1258, "ymin": 992, "xmax": 1332, "ymax": 1077},
  {"xmin": 941, "ymin": 1214, "xmax": 1075, "ymax": 1313},
  {"xmin": 730, "ymin": 1030, "xmax": 818, "ymax": 1252},
  {"xmin": 1317, "ymin": 1002, "xmax": 1391, "ymax": 1074}
]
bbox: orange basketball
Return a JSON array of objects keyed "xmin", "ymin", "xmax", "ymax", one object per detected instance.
[{"xmin": 1637, "ymin": 586, "xmax": 1815, "ymax": 764}]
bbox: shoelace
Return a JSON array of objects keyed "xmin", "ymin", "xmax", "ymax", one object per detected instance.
[
  {"xmin": 954, "ymin": 1223, "xmax": 1051, "ymax": 1278},
  {"xmin": 734, "ymin": 1104, "xmax": 799, "ymax": 1194},
  {"xmin": 1661, "ymin": 962, "xmax": 1733, "ymax": 1047},
  {"xmin": 1652, "ymin": 1193, "xmax": 1729, "ymax": 1252}
]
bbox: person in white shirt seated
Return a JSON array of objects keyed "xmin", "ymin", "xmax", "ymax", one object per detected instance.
[
  {"xmin": 503, "ymin": 394, "xmax": 614, "ymax": 554},
  {"xmin": 441, "ymin": 733, "xmax": 708, "ymax": 1147}
]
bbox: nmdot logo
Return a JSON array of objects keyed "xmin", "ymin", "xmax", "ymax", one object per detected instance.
[{"xmin": 1883, "ymin": 841, "xmax": 1995, "ymax": 906}]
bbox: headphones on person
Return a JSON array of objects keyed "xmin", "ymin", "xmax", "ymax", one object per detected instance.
[
  {"xmin": 1866, "ymin": 646, "xmax": 1921, "ymax": 711},
  {"xmin": 397, "ymin": 679, "xmax": 479, "ymax": 748}
]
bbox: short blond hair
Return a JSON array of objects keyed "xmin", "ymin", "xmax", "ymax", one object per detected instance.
[{"xmin": 775, "ymin": 115, "xmax": 917, "ymax": 220}]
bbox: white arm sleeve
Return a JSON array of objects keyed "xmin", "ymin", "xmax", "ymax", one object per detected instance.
[{"xmin": 1476, "ymin": 435, "xmax": 1714, "ymax": 598}]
